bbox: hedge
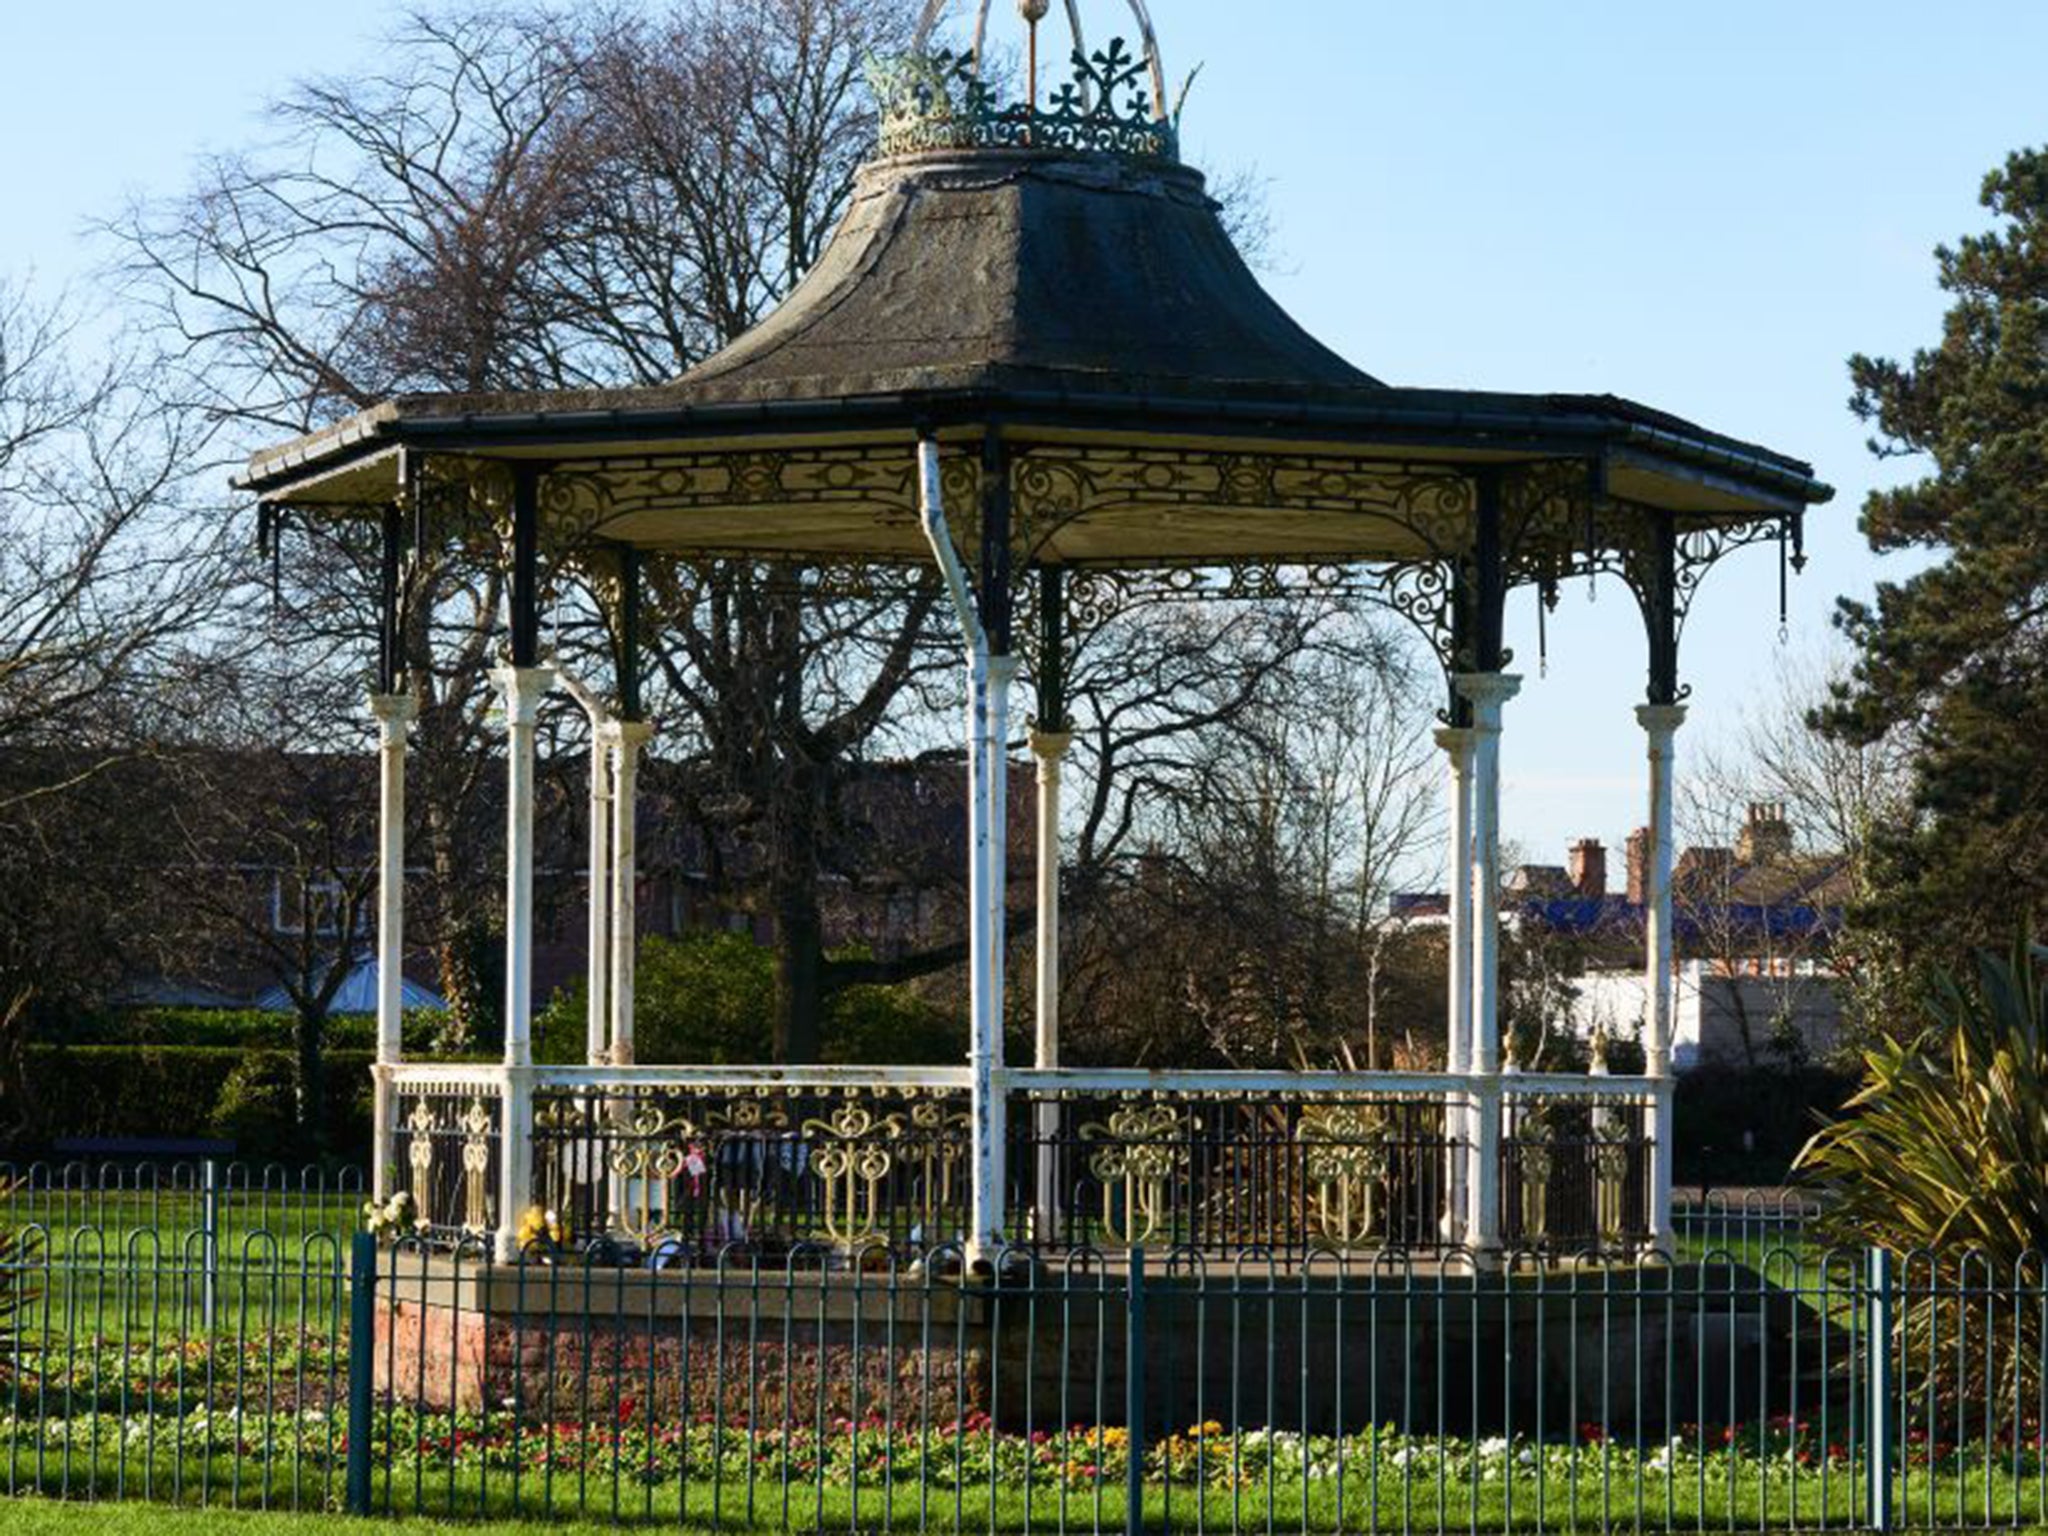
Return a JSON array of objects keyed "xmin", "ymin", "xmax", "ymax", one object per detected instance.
[
  {"xmin": 40, "ymin": 1006, "xmax": 449, "ymax": 1054},
  {"xmin": 14, "ymin": 1045, "xmax": 375, "ymax": 1161},
  {"xmin": 1671, "ymin": 1063, "xmax": 1858, "ymax": 1185}
]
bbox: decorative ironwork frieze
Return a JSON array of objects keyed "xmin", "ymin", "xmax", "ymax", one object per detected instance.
[
  {"xmin": 1062, "ymin": 557, "xmax": 1462, "ymax": 675},
  {"xmin": 1013, "ymin": 447, "xmax": 1476, "ymax": 564}
]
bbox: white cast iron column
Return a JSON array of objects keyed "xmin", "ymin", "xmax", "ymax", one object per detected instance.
[
  {"xmin": 1029, "ymin": 725, "xmax": 1072, "ymax": 1242},
  {"xmin": 608, "ymin": 718, "xmax": 654, "ymax": 1065},
  {"xmin": 1637, "ymin": 701, "xmax": 1686, "ymax": 1250},
  {"xmin": 1455, "ymin": 671, "xmax": 1520, "ymax": 1257},
  {"xmin": 585, "ymin": 714, "xmax": 614, "ymax": 1066},
  {"xmin": 1432, "ymin": 724, "xmax": 1474, "ymax": 1243},
  {"xmin": 369, "ymin": 691, "xmax": 416, "ymax": 1203},
  {"xmin": 494, "ymin": 663, "xmax": 554, "ymax": 1261}
]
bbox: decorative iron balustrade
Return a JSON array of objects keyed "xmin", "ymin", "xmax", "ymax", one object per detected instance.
[
  {"xmin": 389, "ymin": 1080, "xmax": 501, "ymax": 1240},
  {"xmin": 1013, "ymin": 1090, "xmax": 1457, "ymax": 1256},
  {"xmin": 1499, "ymin": 1090, "xmax": 1654, "ymax": 1253},
  {"xmin": 380, "ymin": 1065, "xmax": 1661, "ymax": 1261},
  {"xmin": 526, "ymin": 1082, "xmax": 973, "ymax": 1258}
]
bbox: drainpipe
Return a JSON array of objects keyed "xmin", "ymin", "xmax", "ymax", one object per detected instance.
[{"xmin": 918, "ymin": 435, "xmax": 1010, "ymax": 1266}]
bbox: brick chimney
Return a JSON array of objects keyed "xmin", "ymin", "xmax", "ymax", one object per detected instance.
[
  {"xmin": 1567, "ymin": 837, "xmax": 1607, "ymax": 900},
  {"xmin": 1737, "ymin": 801, "xmax": 1794, "ymax": 865},
  {"xmin": 1625, "ymin": 826, "xmax": 1651, "ymax": 906}
]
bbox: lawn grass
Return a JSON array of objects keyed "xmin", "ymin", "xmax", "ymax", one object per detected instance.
[{"xmin": 7, "ymin": 1461, "xmax": 2048, "ymax": 1533}]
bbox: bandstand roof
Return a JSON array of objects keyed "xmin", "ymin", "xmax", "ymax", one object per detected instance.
[{"xmin": 241, "ymin": 27, "xmax": 1830, "ymax": 569}]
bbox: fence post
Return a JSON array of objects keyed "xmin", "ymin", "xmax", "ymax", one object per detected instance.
[
  {"xmin": 345, "ymin": 1230, "xmax": 378, "ymax": 1517},
  {"xmin": 201, "ymin": 1157, "xmax": 221, "ymax": 1332},
  {"xmin": 1866, "ymin": 1246, "xmax": 1894, "ymax": 1532},
  {"xmin": 1127, "ymin": 1247, "xmax": 1146, "ymax": 1536}
]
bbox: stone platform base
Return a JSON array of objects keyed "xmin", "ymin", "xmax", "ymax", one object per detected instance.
[{"xmin": 370, "ymin": 1256, "xmax": 1829, "ymax": 1438}]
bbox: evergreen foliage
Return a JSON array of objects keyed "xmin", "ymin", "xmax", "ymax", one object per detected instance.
[{"xmin": 1824, "ymin": 148, "xmax": 2048, "ymax": 966}]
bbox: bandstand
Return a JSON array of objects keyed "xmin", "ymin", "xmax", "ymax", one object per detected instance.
[{"xmin": 240, "ymin": 2, "xmax": 1830, "ymax": 1269}]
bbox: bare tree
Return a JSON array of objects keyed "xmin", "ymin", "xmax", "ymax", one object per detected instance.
[
  {"xmin": 109, "ymin": 2, "xmax": 932, "ymax": 1057},
  {"xmin": 0, "ymin": 279, "xmax": 241, "ymax": 1135},
  {"xmin": 1680, "ymin": 647, "xmax": 1914, "ymax": 1061},
  {"xmin": 1058, "ymin": 600, "xmax": 1441, "ymax": 1068}
]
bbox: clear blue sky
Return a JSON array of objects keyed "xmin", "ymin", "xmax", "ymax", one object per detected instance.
[{"xmin": 2, "ymin": 2, "xmax": 2033, "ymax": 862}]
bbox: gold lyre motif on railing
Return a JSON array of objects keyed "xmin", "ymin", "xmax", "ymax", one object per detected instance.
[
  {"xmin": 804, "ymin": 1101, "xmax": 904, "ymax": 1249},
  {"xmin": 1516, "ymin": 1111, "xmax": 1553, "ymax": 1242},
  {"xmin": 1081, "ymin": 1101, "xmax": 1191, "ymax": 1246},
  {"xmin": 607, "ymin": 1103, "xmax": 701, "ymax": 1243},
  {"xmin": 1297, "ymin": 1102, "xmax": 1391, "ymax": 1248},
  {"xmin": 1592, "ymin": 1117, "xmax": 1632, "ymax": 1246},
  {"xmin": 533, "ymin": 1096, "xmax": 592, "ymax": 1222},
  {"xmin": 460, "ymin": 1098, "xmax": 494, "ymax": 1234},
  {"xmin": 904, "ymin": 1092, "xmax": 970, "ymax": 1231},
  {"xmin": 405, "ymin": 1099, "xmax": 437, "ymax": 1224}
]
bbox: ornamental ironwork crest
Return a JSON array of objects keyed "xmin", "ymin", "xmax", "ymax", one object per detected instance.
[{"xmin": 869, "ymin": 40, "xmax": 1177, "ymax": 161}]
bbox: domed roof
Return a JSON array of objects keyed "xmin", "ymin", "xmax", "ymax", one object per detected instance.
[
  {"xmin": 670, "ymin": 147, "xmax": 1381, "ymax": 410},
  {"xmin": 240, "ymin": 26, "xmax": 1828, "ymax": 535}
]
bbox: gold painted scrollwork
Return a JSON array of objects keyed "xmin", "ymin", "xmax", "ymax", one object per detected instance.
[
  {"xmin": 1297, "ymin": 1102, "xmax": 1392, "ymax": 1249},
  {"xmin": 405, "ymin": 1099, "xmax": 436, "ymax": 1224},
  {"xmin": 460, "ymin": 1098, "xmax": 494, "ymax": 1235},
  {"xmin": 1516, "ymin": 1112, "xmax": 1553, "ymax": 1243},
  {"xmin": 1592, "ymin": 1118, "xmax": 1633, "ymax": 1246},
  {"xmin": 903, "ymin": 1093, "xmax": 971, "ymax": 1230},
  {"xmin": 804, "ymin": 1101, "xmax": 904, "ymax": 1249},
  {"xmin": 606, "ymin": 1103, "xmax": 703, "ymax": 1244},
  {"xmin": 1080, "ymin": 1101, "xmax": 1191, "ymax": 1246}
]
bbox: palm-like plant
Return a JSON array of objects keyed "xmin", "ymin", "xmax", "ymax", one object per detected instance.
[
  {"xmin": 1798, "ymin": 940, "xmax": 2048, "ymax": 1256},
  {"xmin": 1798, "ymin": 941, "xmax": 2048, "ymax": 1406}
]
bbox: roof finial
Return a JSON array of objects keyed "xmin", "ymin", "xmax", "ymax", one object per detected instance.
[{"xmin": 875, "ymin": 3, "xmax": 1177, "ymax": 162}]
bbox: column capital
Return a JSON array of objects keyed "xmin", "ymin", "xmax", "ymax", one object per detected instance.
[
  {"xmin": 1635, "ymin": 702, "xmax": 1688, "ymax": 736},
  {"xmin": 1028, "ymin": 727, "xmax": 1073, "ymax": 762},
  {"xmin": 490, "ymin": 664, "xmax": 556, "ymax": 724},
  {"xmin": 604, "ymin": 717, "xmax": 657, "ymax": 754},
  {"xmin": 986, "ymin": 653, "xmax": 1022, "ymax": 687},
  {"xmin": 1452, "ymin": 671, "xmax": 1524, "ymax": 711},
  {"xmin": 1432, "ymin": 725, "xmax": 1475, "ymax": 756},
  {"xmin": 369, "ymin": 691, "xmax": 418, "ymax": 730}
]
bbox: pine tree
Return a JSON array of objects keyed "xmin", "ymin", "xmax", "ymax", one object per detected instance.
[{"xmin": 1823, "ymin": 147, "xmax": 2048, "ymax": 967}]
